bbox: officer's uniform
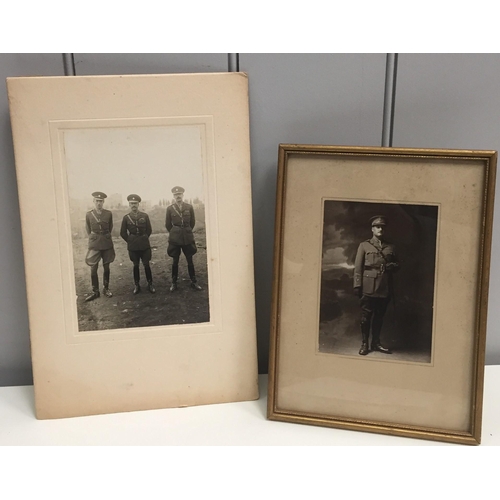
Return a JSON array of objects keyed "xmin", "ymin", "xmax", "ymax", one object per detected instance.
[
  {"xmin": 120, "ymin": 194, "xmax": 155, "ymax": 294},
  {"xmin": 84, "ymin": 191, "xmax": 115, "ymax": 301},
  {"xmin": 353, "ymin": 216, "xmax": 399, "ymax": 355},
  {"xmin": 165, "ymin": 186, "xmax": 201, "ymax": 291}
]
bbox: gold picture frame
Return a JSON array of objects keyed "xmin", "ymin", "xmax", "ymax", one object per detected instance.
[{"xmin": 268, "ymin": 145, "xmax": 497, "ymax": 444}]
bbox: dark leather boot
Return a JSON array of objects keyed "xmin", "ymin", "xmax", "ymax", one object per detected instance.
[
  {"xmin": 147, "ymin": 281, "xmax": 156, "ymax": 293},
  {"xmin": 144, "ymin": 264, "xmax": 152, "ymax": 293},
  {"xmin": 103, "ymin": 281, "xmax": 113, "ymax": 297},
  {"xmin": 170, "ymin": 260, "xmax": 179, "ymax": 292},
  {"xmin": 359, "ymin": 321, "xmax": 370, "ymax": 355},
  {"xmin": 188, "ymin": 264, "xmax": 196, "ymax": 281},
  {"xmin": 372, "ymin": 343, "xmax": 392, "ymax": 354},
  {"xmin": 85, "ymin": 272, "xmax": 100, "ymax": 302},
  {"xmin": 85, "ymin": 287, "xmax": 100, "ymax": 302},
  {"xmin": 188, "ymin": 261, "xmax": 201, "ymax": 290},
  {"xmin": 358, "ymin": 342, "xmax": 369, "ymax": 355},
  {"xmin": 133, "ymin": 282, "xmax": 141, "ymax": 295},
  {"xmin": 372, "ymin": 319, "xmax": 391, "ymax": 353}
]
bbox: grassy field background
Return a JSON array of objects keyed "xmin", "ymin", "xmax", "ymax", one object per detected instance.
[{"xmin": 72, "ymin": 226, "xmax": 209, "ymax": 332}]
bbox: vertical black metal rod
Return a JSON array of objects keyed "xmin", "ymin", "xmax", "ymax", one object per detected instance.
[
  {"xmin": 62, "ymin": 53, "xmax": 76, "ymax": 76},
  {"xmin": 228, "ymin": 53, "xmax": 239, "ymax": 72},
  {"xmin": 382, "ymin": 53, "xmax": 398, "ymax": 147}
]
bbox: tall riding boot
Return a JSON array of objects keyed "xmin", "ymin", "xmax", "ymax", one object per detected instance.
[
  {"xmin": 170, "ymin": 262, "xmax": 179, "ymax": 292},
  {"xmin": 145, "ymin": 265, "xmax": 155, "ymax": 293},
  {"xmin": 103, "ymin": 266, "xmax": 113, "ymax": 297},
  {"xmin": 85, "ymin": 273, "xmax": 100, "ymax": 302},
  {"xmin": 359, "ymin": 322, "xmax": 370, "ymax": 356},
  {"xmin": 133, "ymin": 266, "xmax": 141, "ymax": 294},
  {"xmin": 188, "ymin": 263, "xmax": 202, "ymax": 291},
  {"xmin": 371, "ymin": 316, "xmax": 391, "ymax": 354}
]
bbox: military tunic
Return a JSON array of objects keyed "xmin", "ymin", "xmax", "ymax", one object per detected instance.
[
  {"xmin": 165, "ymin": 202, "xmax": 197, "ymax": 257},
  {"xmin": 85, "ymin": 208, "xmax": 115, "ymax": 267},
  {"xmin": 85, "ymin": 209, "xmax": 114, "ymax": 251},
  {"xmin": 353, "ymin": 237, "xmax": 399, "ymax": 298},
  {"xmin": 120, "ymin": 211, "xmax": 152, "ymax": 251}
]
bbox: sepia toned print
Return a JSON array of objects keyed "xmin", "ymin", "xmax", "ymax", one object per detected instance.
[
  {"xmin": 64, "ymin": 125, "xmax": 210, "ymax": 332},
  {"xmin": 7, "ymin": 73, "xmax": 258, "ymax": 419},
  {"xmin": 319, "ymin": 200, "xmax": 438, "ymax": 363}
]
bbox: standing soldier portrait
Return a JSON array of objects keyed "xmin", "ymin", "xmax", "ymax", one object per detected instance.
[
  {"xmin": 165, "ymin": 186, "xmax": 202, "ymax": 292},
  {"xmin": 84, "ymin": 191, "xmax": 115, "ymax": 302},
  {"xmin": 353, "ymin": 215, "xmax": 400, "ymax": 356},
  {"xmin": 120, "ymin": 194, "xmax": 155, "ymax": 294}
]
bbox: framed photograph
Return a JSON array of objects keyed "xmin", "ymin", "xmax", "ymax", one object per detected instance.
[
  {"xmin": 268, "ymin": 144, "xmax": 497, "ymax": 444},
  {"xmin": 8, "ymin": 73, "xmax": 258, "ymax": 418}
]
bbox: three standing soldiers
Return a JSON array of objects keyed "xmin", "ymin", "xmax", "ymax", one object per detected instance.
[
  {"xmin": 353, "ymin": 216, "xmax": 399, "ymax": 356},
  {"xmin": 84, "ymin": 187, "xmax": 201, "ymax": 301}
]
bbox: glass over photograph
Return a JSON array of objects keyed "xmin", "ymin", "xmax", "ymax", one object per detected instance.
[
  {"xmin": 64, "ymin": 125, "xmax": 210, "ymax": 332},
  {"xmin": 319, "ymin": 200, "xmax": 439, "ymax": 363}
]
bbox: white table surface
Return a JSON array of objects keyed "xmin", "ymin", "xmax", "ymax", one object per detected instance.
[
  {"xmin": 2, "ymin": 369, "xmax": 499, "ymax": 500},
  {"xmin": 0, "ymin": 367, "xmax": 499, "ymax": 446}
]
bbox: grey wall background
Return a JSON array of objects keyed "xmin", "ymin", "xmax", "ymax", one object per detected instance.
[{"xmin": 1, "ymin": 53, "xmax": 499, "ymax": 385}]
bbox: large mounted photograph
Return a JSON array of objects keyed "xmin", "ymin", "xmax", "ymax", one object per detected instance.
[
  {"xmin": 8, "ymin": 73, "xmax": 258, "ymax": 419},
  {"xmin": 268, "ymin": 145, "xmax": 496, "ymax": 444}
]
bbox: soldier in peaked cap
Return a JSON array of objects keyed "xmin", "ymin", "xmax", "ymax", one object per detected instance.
[
  {"xmin": 84, "ymin": 191, "xmax": 115, "ymax": 302},
  {"xmin": 165, "ymin": 186, "xmax": 202, "ymax": 292},
  {"xmin": 353, "ymin": 215, "xmax": 400, "ymax": 356},
  {"xmin": 120, "ymin": 194, "xmax": 155, "ymax": 294}
]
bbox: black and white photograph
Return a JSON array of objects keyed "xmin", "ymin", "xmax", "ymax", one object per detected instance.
[
  {"xmin": 64, "ymin": 124, "xmax": 210, "ymax": 332},
  {"xmin": 319, "ymin": 199, "xmax": 439, "ymax": 363}
]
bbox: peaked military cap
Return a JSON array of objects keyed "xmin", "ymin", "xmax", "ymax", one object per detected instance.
[
  {"xmin": 92, "ymin": 191, "xmax": 107, "ymax": 200},
  {"xmin": 171, "ymin": 186, "xmax": 185, "ymax": 194},
  {"xmin": 370, "ymin": 215, "xmax": 387, "ymax": 226},
  {"xmin": 127, "ymin": 194, "xmax": 142, "ymax": 202}
]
